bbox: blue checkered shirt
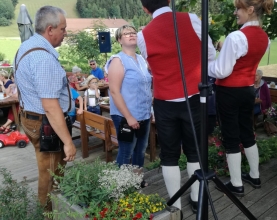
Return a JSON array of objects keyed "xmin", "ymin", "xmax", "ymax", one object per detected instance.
[{"xmin": 14, "ymin": 33, "xmax": 69, "ymax": 114}]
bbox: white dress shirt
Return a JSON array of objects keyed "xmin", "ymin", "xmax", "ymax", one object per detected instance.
[
  {"xmin": 137, "ymin": 6, "xmax": 216, "ymax": 101},
  {"xmin": 208, "ymin": 21, "xmax": 270, "ymax": 79}
]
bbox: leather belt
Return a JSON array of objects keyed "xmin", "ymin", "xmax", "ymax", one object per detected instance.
[{"xmin": 21, "ymin": 111, "xmax": 68, "ymax": 121}]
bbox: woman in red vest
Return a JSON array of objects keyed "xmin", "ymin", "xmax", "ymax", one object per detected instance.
[{"xmin": 208, "ymin": 0, "xmax": 274, "ymax": 197}]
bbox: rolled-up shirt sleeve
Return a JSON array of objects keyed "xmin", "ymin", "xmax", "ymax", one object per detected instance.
[
  {"xmin": 208, "ymin": 31, "xmax": 248, "ymax": 79},
  {"xmin": 137, "ymin": 31, "xmax": 147, "ymax": 59}
]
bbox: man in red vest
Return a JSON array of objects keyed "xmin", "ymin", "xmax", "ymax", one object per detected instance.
[{"xmin": 138, "ymin": 0, "xmax": 216, "ymax": 214}]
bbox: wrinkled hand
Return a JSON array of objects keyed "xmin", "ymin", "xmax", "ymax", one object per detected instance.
[
  {"xmin": 127, "ymin": 116, "xmax": 140, "ymax": 129},
  {"xmin": 63, "ymin": 142, "xmax": 76, "ymax": 162}
]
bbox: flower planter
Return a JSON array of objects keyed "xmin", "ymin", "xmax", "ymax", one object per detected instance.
[{"xmin": 51, "ymin": 193, "xmax": 181, "ymax": 220}]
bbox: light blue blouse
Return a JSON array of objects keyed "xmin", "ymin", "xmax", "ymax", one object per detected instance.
[{"xmin": 107, "ymin": 51, "xmax": 152, "ymax": 121}]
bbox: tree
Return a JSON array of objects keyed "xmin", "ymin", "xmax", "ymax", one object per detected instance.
[
  {"xmin": 263, "ymin": 3, "xmax": 277, "ymax": 40},
  {"xmin": 0, "ymin": 17, "xmax": 10, "ymax": 26},
  {"xmin": 0, "ymin": 0, "xmax": 14, "ymax": 23},
  {"xmin": 10, "ymin": 0, "xmax": 18, "ymax": 7},
  {"xmin": 177, "ymin": 0, "xmax": 277, "ymax": 42},
  {"xmin": 109, "ymin": 5, "xmax": 121, "ymax": 18}
]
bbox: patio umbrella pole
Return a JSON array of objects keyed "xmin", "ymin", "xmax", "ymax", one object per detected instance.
[{"xmin": 166, "ymin": 0, "xmax": 257, "ymax": 219}]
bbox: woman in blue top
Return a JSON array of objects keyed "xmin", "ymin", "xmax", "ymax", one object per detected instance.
[{"xmin": 107, "ymin": 25, "xmax": 152, "ymax": 181}]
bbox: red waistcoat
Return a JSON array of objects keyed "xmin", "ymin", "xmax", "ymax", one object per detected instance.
[
  {"xmin": 143, "ymin": 12, "xmax": 201, "ymax": 100},
  {"xmin": 216, "ymin": 26, "xmax": 268, "ymax": 87}
]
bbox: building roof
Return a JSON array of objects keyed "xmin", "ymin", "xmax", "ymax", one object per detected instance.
[{"xmin": 66, "ymin": 18, "xmax": 130, "ymax": 32}]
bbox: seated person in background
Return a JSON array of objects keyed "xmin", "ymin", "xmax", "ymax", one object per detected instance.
[
  {"xmin": 68, "ymin": 74, "xmax": 87, "ymax": 91},
  {"xmin": 0, "ymin": 70, "xmax": 14, "ymax": 118},
  {"xmin": 89, "ymin": 60, "xmax": 104, "ymax": 80},
  {"xmin": 0, "ymin": 73, "xmax": 19, "ymax": 134},
  {"xmin": 254, "ymin": 69, "xmax": 271, "ymax": 115},
  {"xmin": 84, "ymin": 77, "xmax": 101, "ymax": 133},
  {"xmin": 68, "ymin": 87, "xmax": 84, "ymax": 125},
  {"xmin": 84, "ymin": 77, "xmax": 101, "ymax": 115},
  {"xmin": 0, "ymin": 70, "xmax": 13, "ymax": 92},
  {"xmin": 72, "ymin": 65, "xmax": 82, "ymax": 81},
  {"xmin": 103, "ymin": 70, "xmax": 109, "ymax": 84}
]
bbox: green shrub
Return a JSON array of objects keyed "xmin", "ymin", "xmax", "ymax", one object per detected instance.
[
  {"xmin": 0, "ymin": 51, "xmax": 5, "ymax": 61},
  {"xmin": 0, "ymin": 17, "xmax": 10, "ymax": 26},
  {"xmin": 145, "ymin": 129, "xmax": 277, "ymax": 176},
  {"xmin": 0, "ymin": 168, "xmax": 44, "ymax": 220}
]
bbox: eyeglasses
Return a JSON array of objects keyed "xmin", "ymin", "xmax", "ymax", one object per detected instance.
[
  {"xmin": 90, "ymin": 63, "xmax": 96, "ymax": 66},
  {"xmin": 123, "ymin": 32, "xmax": 137, "ymax": 37}
]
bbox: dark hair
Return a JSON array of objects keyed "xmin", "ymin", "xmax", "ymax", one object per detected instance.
[{"xmin": 140, "ymin": 0, "xmax": 169, "ymax": 14}]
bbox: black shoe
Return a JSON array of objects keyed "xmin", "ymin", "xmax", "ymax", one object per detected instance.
[
  {"xmin": 189, "ymin": 197, "xmax": 198, "ymax": 214},
  {"xmin": 242, "ymin": 173, "xmax": 261, "ymax": 189},
  {"xmin": 215, "ymin": 181, "xmax": 244, "ymax": 197}
]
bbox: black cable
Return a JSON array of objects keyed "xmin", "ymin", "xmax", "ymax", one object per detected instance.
[{"xmin": 170, "ymin": 0, "xmax": 218, "ymax": 219}]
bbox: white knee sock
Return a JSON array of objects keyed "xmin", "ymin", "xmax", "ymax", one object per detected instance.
[
  {"xmin": 187, "ymin": 162, "xmax": 200, "ymax": 202},
  {"xmin": 226, "ymin": 153, "xmax": 243, "ymax": 187},
  {"xmin": 244, "ymin": 144, "xmax": 260, "ymax": 178},
  {"xmin": 162, "ymin": 166, "xmax": 181, "ymax": 209}
]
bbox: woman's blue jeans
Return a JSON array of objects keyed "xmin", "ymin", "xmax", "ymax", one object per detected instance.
[{"xmin": 111, "ymin": 115, "xmax": 150, "ymax": 167}]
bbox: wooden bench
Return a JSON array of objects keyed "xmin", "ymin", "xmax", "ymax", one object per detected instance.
[
  {"xmin": 77, "ymin": 111, "xmax": 118, "ymax": 162},
  {"xmin": 269, "ymin": 88, "xmax": 277, "ymax": 103}
]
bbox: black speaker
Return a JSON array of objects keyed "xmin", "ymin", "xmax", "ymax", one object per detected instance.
[{"xmin": 98, "ymin": 32, "xmax": 111, "ymax": 53}]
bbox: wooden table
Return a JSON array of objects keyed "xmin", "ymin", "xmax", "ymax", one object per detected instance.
[
  {"xmin": 269, "ymin": 88, "xmax": 277, "ymax": 103},
  {"xmin": 99, "ymin": 103, "xmax": 110, "ymax": 114},
  {"xmin": 99, "ymin": 84, "xmax": 109, "ymax": 97},
  {"xmin": 0, "ymin": 96, "xmax": 19, "ymax": 131}
]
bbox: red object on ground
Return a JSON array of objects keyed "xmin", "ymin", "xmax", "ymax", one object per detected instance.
[{"xmin": 0, "ymin": 131, "xmax": 29, "ymax": 148}]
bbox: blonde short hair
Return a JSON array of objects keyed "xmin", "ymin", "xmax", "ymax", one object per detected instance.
[
  {"xmin": 0, "ymin": 70, "xmax": 9, "ymax": 79},
  {"xmin": 115, "ymin": 25, "xmax": 137, "ymax": 41}
]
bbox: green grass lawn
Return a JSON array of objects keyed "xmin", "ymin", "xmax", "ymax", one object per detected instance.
[
  {"xmin": 0, "ymin": 0, "xmax": 79, "ymax": 38},
  {"xmin": 259, "ymin": 39, "xmax": 277, "ymax": 66},
  {"xmin": 0, "ymin": 39, "xmax": 21, "ymax": 62}
]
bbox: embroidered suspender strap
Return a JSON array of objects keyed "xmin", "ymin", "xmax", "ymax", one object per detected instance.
[
  {"xmin": 14, "ymin": 47, "xmax": 71, "ymax": 113},
  {"xmin": 14, "ymin": 48, "xmax": 48, "ymax": 110}
]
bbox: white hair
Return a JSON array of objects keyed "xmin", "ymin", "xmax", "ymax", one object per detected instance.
[
  {"xmin": 72, "ymin": 66, "xmax": 81, "ymax": 73},
  {"xmin": 256, "ymin": 69, "xmax": 263, "ymax": 77},
  {"xmin": 35, "ymin": 6, "xmax": 66, "ymax": 34}
]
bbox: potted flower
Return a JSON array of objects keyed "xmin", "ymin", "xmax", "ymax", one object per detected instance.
[{"xmin": 47, "ymin": 159, "xmax": 179, "ymax": 220}]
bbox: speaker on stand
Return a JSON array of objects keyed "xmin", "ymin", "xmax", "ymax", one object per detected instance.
[{"xmin": 98, "ymin": 32, "xmax": 111, "ymax": 62}]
